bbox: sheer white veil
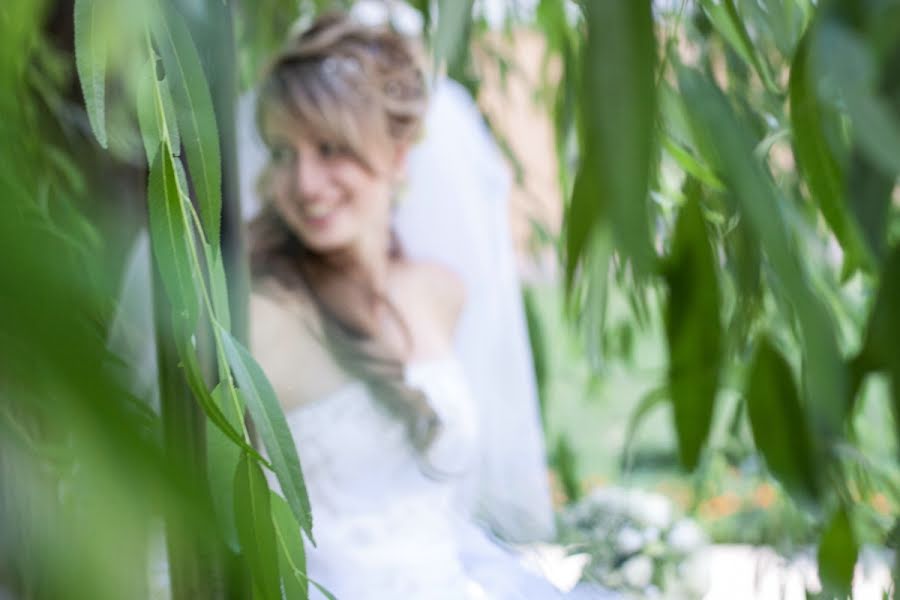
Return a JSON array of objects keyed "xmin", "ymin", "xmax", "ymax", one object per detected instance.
[
  {"xmin": 394, "ymin": 79, "xmax": 556, "ymax": 542},
  {"xmin": 237, "ymin": 72, "xmax": 555, "ymax": 542}
]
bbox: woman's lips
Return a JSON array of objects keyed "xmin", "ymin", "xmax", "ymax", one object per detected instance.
[{"xmin": 300, "ymin": 202, "xmax": 339, "ymax": 228}]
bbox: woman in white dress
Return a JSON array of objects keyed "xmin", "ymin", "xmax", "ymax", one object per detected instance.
[{"xmin": 246, "ymin": 12, "xmax": 610, "ymax": 599}]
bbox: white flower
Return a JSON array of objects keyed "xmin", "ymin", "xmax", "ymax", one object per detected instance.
[
  {"xmin": 667, "ymin": 519, "xmax": 706, "ymax": 553},
  {"xmin": 629, "ymin": 491, "xmax": 673, "ymax": 529},
  {"xmin": 390, "ymin": 3, "xmax": 424, "ymax": 37},
  {"xmin": 350, "ymin": 1, "xmax": 390, "ymax": 28},
  {"xmin": 350, "ymin": 0, "xmax": 424, "ymax": 37},
  {"xmin": 621, "ymin": 554, "xmax": 654, "ymax": 589},
  {"xmin": 616, "ymin": 526, "xmax": 644, "ymax": 555},
  {"xmin": 642, "ymin": 526, "xmax": 661, "ymax": 545}
]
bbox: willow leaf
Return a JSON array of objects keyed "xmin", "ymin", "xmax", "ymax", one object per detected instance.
[
  {"xmin": 664, "ymin": 183, "xmax": 721, "ymax": 471},
  {"xmin": 234, "ymin": 453, "xmax": 282, "ymax": 600},
  {"xmin": 207, "ymin": 242, "xmax": 232, "ymax": 333},
  {"xmin": 789, "ymin": 35, "xmax": 871, "ymax": 273},
  {"xmin": 206, "ymin": 384, "xmax": 244, "ymax": 552},
  {"xmin": 137, "ymin": 60, "xmax": 181, "ymax": 166},
  {"xmin": 856, "ymin": 244, "xmax": 900, "ymax": 440},
  {"xmin": 147, "ymin": 143, "xmax": 198, "ymax": 330},
  {"xmin": 817, "ymin": 506, "xmax": 858, "ymax": 597},
  {"xmin": 700, "ymin": 0, "xmax": 779, "ymax": 93},
  {"xmin": 662, "ymin": 136, "xmax": 724, "ymax": 191},
  {"xmin": 678, "ymin": 64, "xmax": 847, "ymax": 438},
  {"xmin": 73, "ymin": 0, "xmax": 108, "ymax": 148},
  {"xmin": 154, "ymin": 7, "xmax": 221, "ymax": 249},
  {"xmin": 218, "ymin": 324, "xmax": 314, "ymax": 542},
  {"xmin": 175, "ymin": 336, "xmax": 266, "ymax": 465},
  {"xmin": 579, "ymin": 0, "xmax": 657, "ymax": 277},
  {"xmin": 270, "ymin": 493, "xmax": 309, "ymax": 600},
  {"xmin": 746, "ymin": 338, "xmax": 820, "ymax": 505},
  {"xmin": 433, "ymin": 0, "xmax": 473, "ymax": 70}
]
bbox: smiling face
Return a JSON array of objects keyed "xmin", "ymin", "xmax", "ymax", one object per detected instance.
[{"xmin": 260, "ymin": 105, "xmax": 402, "ymax": 254}]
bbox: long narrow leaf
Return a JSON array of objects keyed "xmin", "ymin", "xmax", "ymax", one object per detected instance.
[
  {"xmin": 74, "ymin": 0, "xmax": 108, "ymax": 148},
  {"xmin": 579, "ymin": 0, "xmax": 657, "ymax": 277},
  {"xmin": 270, "ymin": 492, "xmax": 309, "ymax": 600},
  {"xmin": 817, "ymin": 506, "xmax": 858, "ymax": 596},
  {"xmin": 664, "ymin": 183, "xmax": 721, "ymax": 470},
  {"xmin": 175, "ymin": 336, "xmax": 266, "ymax": 465},
  {"xmin": 137, "ymin": 60, "xmax": 182, "ymax": 166},
  {"xmin": 154, "ymin": 7, "xmax": 222, "ymax": 249},
  {"xmin": 433, "ymin": 0, "xmax": 474, "ymax": 70},
  {"xmin": 207, "ymin": 384, "xmax": 244, "ymax": 552},
  {"xmin": 789, "ymin": 34, "xmax": 870, "ymax": 273},
  {"xmin": 147, "ymin": 143, "xmax": 198, "ymax": 330},
  {"xmin": 746, "ymin": 338, "xmax": 820, "ymax": 505},
  {"xmin": 218, "ymin": 324, "xmax": 314, "ymax": 542},
  {"xmin": 678, "ymin": 64, "xmax": 848, "ymax": 438},
  {"xmin": 234, "ymin": 453, "xmax": 282, "ymax": 600}
]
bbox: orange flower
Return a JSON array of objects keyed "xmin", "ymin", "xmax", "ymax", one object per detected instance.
[{"xmin": 752, "ymin": 483, "xmax": 777, "ymax": 509}]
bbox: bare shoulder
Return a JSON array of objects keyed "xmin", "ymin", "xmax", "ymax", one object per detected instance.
[
  {"xmin": 406, "ymin": 261, "xmax": 466, "ymax": 335},
  {"xmin": 249, "ymin": 276, "xmax": 347, "ymax": 410}
]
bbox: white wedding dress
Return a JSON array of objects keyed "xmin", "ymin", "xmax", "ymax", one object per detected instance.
[{"xmin": 279, "ymin": 352, "xmax": 567, "ymax": 600}]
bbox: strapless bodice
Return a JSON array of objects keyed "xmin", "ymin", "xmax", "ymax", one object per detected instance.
[{"xmin": 283, "ymin": 355, "xmax": 495, "ymax": 599}]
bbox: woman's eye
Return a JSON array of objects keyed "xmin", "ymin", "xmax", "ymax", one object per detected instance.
[
  {"xmin": 318, "ymin": 141, "xmax": 341, "ymax": 159},
  {"xmin": 270, "ymin": 145, "xmax": 294, "ymax": 164}
]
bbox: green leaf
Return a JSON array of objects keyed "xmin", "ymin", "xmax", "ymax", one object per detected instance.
[
  {"xmin": 662, "ymin": 135, "xmax": 724, "ymax": 191},
  {"xmin": 147, "ymin": 143, "xmax": 199, "ymax": 330},
  {"xmin": 433, "ymin": 0, "xmax": 474, "ymax": 70},
  {"xmin": 678, "ymin": 64, "xmax": 848, "ymax": 439},
  {"xmin": 270, "ymin": 493, "xmax": 309, "ymax": 600},
  {"xmin": 620, "ymin": 386, "xmax": 668, "ymax": 472},
  {"xmin": 857, "ymin": 244, "xmax": 900, "ymax": 441},
  {"xmin": 816, "ymin": 23, "xmax": 900, "ymax": 178},
  {"xmin": 789, "ymin": 34, "xmax": 871, "ymax": 273},
  {"xmin": 136, "ymin": 66, "xmax": 161, "ymax": 166},
  {"xmin": 206, "ymin": 385, "xmax": 243, "ymax": 552},
  {"xmin": 564, "ymin": 161, "xmax": 602, "ymax": 295},
  {"xmin": 746, "ymin": 338, "xmax": 820, "ymax": 505},
  {"xmin": 578, "ymin": 0, "xmax": 657, "ymax": 277},
  {"xmin": 233, "ymin": 453, "xmax": 282, "ymax": 600},
  {"xmin": 207, "ymin": 242, "xmax": 232, "ymax": 333},
  {"xmin": 700, "ymin": 0, "xmax": 779, "ymax": 93},
  {"xmin": 74, "ymin": 0, "xmax": 108, "ymax": 148},
  {"xmin": 175, "ymin": 336, "xmax": 267, "ymax": 465},
  {"xmin": 810, "ymin": 23, "xmax": 900, "ymax": 264},
  {"xmin": 217, "ymin": 323, "xmax": 314, "ymax": 543},
  {"xmin": 817, "ymin": 506, "xmax": 858, "ymax": 596},
  {"xmin": 137, "ymin": 60, "xmax": 181, "ymax": 166},
  {"xmin": 154, "ymin": 7, "xmax": 222, "ymax": 249},
  {"xmin": 664, "ymin": 183, "xmax": 722, "ymax": 470}
]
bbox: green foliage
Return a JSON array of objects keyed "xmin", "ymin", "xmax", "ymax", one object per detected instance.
[
  {"xmin": 549, "ymin": 0, "xmax": 900, "ymax": 591},
  {"xmin": 153, "ymin": 4, "xmax": 223, "ymax": 249},
  {"xmin": 746, "ymin": 338, "xmax": 820, "ymax": 506},
  {"xmin": 566, "ymin": 0, "xmax": 657, "ymax": 289},
  {"xmin": 818, "ymin": 506, "xmax": 859, "ymax": 597},
  {"xmin": 147, "ymin": 143, "xmax": 200, "ymax": 329},
  {"xmin": 74, "ymin": 0, "xmax": 108, "ymax": 148},
  {"xmin": 271, "ymin": 493, "xmax": 311, "ymax": 600},
  {"xmin": 433, "ymin": 0, "xmax": 475, "ymax": 71},
  {"xmin": 9, "ymin": 0, "xmax": 900, "ymax": 596},
  {"xmin": 664, "ymin": 183, "xmax": 722, "ymax": 470},
  {"xmin": 218, "ymin": 324, "xmax": 315, "ymax": 541},
  {"xmin": 234, "ymin": 453, "xmax": 282, "ymax": 600}
]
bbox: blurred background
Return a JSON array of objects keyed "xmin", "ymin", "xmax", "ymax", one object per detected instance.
[{"xmin": 1, "ymin": 0, "xmax": 899, "ymax": 598}]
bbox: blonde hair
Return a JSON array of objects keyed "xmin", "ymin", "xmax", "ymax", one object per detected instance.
[
  {"xmin": 255, "ymin": 11, "xmax": 427, "ymax": 170},
  {"xmin": 250, "ymin": 12, "xmax": 439, "ymax": 453}
]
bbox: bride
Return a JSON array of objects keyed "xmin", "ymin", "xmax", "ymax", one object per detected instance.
[{"xmin": 246, "ymin": 11, "xmax": 609, "ymax": 599}]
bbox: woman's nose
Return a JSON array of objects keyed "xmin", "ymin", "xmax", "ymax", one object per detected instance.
[{"xmin": 295, "ymin": 156, "xmax": 327, "ymax": 200}]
